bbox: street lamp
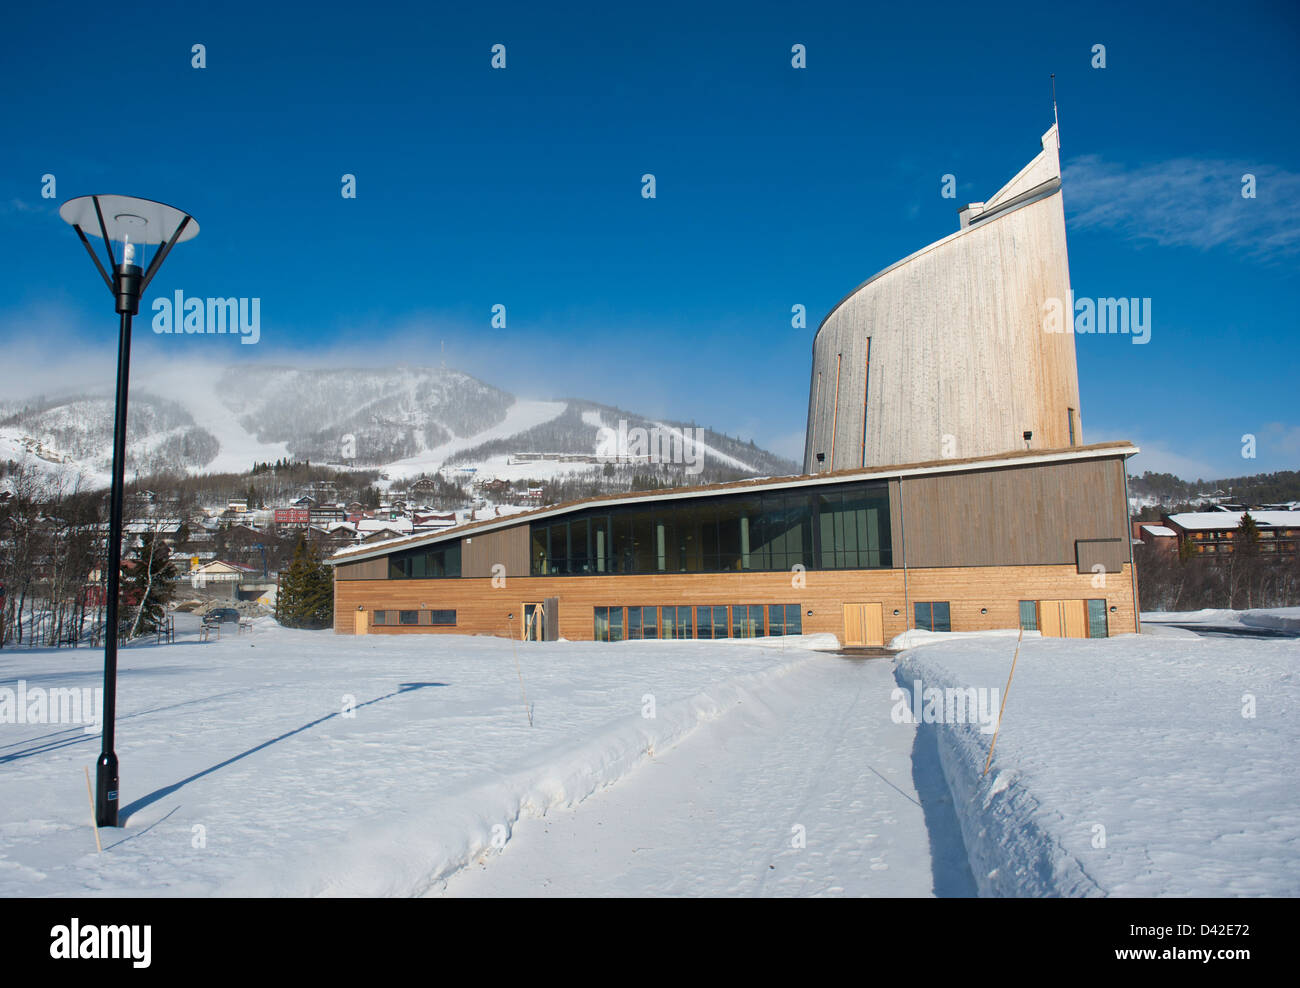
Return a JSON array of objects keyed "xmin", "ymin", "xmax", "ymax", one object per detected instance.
[{"xmin": 59, "ymin": 195, "xmax": 199, "ymax": 827}]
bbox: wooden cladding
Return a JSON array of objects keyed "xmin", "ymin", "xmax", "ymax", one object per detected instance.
[
  {"xmin": 335, "ymin": 557, "xmax": 387, "ymax": 581},
  {"xmin": 334, "ymin": 562, "xmax": 1137, "ymax": 642},
  {"xmin": 462, "ymin": 525, "xmax": 530, "ymax": 578},
  {"xmin": 898, "ymin": 458, "xmax": 1127, "ymax": 568}
]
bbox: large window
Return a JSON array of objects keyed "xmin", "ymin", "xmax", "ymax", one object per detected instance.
[
  {"xmin": 768, "ymin": 604, "xmax": 803, "ymax": 636},
  {"xmin": 731, "ymin": 604, "xmax": 765, "ymax": 638},
  {"xmin": 1018, "ymin": 600, "xmax": 1038, "ymax": 632},
  {"xmin": 594, "ymin": 606, "xmax": 625, "ymax": 642},
  {"xmin": 662, "ymin": 605, "xmax": 693, "ymax": 639},
  {"xmin": 696, "ymin": 605, "xmax": 728, "ymax": 639},
  {"xmin": 627, "ymin": 605, "xmax": 659, "ymax": 640},
  {"xmin": 530, "ymin": 482, "xmax": 889, "ymax": 576},
  {"xmin": 389, "ymin": 541, "xmax": 461, "ymax": 579},
  {"xmin": 914, "ymin": 601, "xmax": 951, "ymax": 633},
  {"xmin": 1087, "ymin": 599, "xmax": 1108, "ymax": 639}
]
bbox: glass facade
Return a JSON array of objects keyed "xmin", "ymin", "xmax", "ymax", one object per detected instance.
[
  {"xmin": 594, "ymin": 605, "xmax": 625, "ymax": 642},
  {"xmin": 768, "ymin": 604, "xmax": 803, "ymax": 636},
  {"xmin": 914, "ymin": 601, "xmax": 951, "ymax": 632},
  {"xmin": 529, "ymin": 481, "xmax": 891, "ymax": 576},
  {"xmin": 597, "ymin": 603, "xmax": 800, "ymax": 641},
  {"xmin": 388, "ymin": 541, "xmax": 461, "ymax": 579},
  {"xmin": 1087, "ymin": 599, "xmax": 1108, "ymax": 639},
  {"xmin": 1018, "ymin": 600, "xmax": 1038, "ymax": 631}
]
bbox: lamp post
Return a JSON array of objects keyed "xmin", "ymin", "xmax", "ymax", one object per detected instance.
[{"xmin": 59, "ymin": 195, "xmax": 199, "ymax": 827}]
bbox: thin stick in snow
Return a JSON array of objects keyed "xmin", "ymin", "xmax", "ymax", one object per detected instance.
[
  {"xmin": 506, "ymin": 616, "xmax": 533, "ymax": 727},
  {"xmin": 982, "ymin": 628, "xmax": 1023, "ymax": 778},
  {"xmin": 84, "ymin": 766, "xmax": 102, "ymax": 854}
]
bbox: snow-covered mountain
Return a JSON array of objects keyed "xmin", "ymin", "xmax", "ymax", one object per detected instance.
[{"xmin": 0, "ymin": 363, "xmax": 798, "ymax": 486}]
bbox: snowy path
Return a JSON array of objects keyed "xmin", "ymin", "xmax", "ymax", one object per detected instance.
[{"xmin": 437, "ymin": 656, "xmax": 975, "ymax": 897}]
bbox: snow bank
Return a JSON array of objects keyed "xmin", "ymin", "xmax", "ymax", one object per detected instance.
[
  {"xmin": 223, "ymin": 653, "xmax": 811, "ymax": 896},
  {"xmin": 889, "ymin": 628, "xmax": 1033, "ymax": 651},
  {"xmin": 0, "ymin": 623, "xmax": 823, "ymax": 897},
  {"xmin": 1144, "ymin": 606, "xmax": 1300, "ymax": 632},
  {"xmin": 896, "ymin": 633, "xmax": 1300, "ymax": 896}
]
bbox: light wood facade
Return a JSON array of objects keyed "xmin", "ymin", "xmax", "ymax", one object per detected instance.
[
  {"xmin": 333, "ymin": 562, "xmax": 1137, "ymax": 642},
  {"xmin": 804, "ymin": 125, "xmax": 1082, "ymax": 472},
  {"xmin": 330, "ymin": 444, "xmax": 1140, "ymax": 645}
]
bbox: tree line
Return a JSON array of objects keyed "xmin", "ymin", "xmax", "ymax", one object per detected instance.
[{"xmin": 1136, "ymin": 513, "xmax": 1300, "ymax": 612}]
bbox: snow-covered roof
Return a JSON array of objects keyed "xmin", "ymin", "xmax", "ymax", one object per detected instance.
[
  {"xmin": 1141, "ymin": 525, "xmax": 1177, "ymax": 537},
  {"xmin": 1166, "ymin": 511, "xmax": 1300, "ymax": 531},
  {"xmin": 358, "ymin": 517, "xmax": 413, "ymax": 533}
]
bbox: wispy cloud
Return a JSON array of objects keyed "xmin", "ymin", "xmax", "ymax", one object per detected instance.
[
  {"xmin": 1260, "ymin": 422, "xmax": 1300, "ymax": 459},
  {"xmin": 1063, "ymin": 155, "xmax": 1300, "ymax": 259}
]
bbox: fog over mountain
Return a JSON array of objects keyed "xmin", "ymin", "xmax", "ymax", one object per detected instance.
[{"xmin": 0, "ymin": 362, "xmax": 799, "ymax": 487}]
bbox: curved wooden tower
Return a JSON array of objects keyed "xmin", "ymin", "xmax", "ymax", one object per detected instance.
[{"xmin": 804, "ymin": 125, "xmax": 1083, "ymax": 472}]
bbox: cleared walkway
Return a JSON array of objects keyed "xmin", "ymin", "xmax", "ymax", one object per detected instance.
[{"xmin": 438, "ymin": 654, "xmax": 975, "ymax": 897}]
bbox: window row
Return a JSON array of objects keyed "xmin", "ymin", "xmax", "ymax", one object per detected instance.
[
  {"xmin": 593, "ymin": 604, "xmax": 804, "ymax": 642},
  {"xmin": 533, "ymin": 483, "xmax": 891, "ymax": 576},
  {"xmin": 388, "ymin": 542, "xmax": 461, "ymax": 580},
  {"xmin": 373, "ymin": 609, "xmax": 457, "ymax": 626}
]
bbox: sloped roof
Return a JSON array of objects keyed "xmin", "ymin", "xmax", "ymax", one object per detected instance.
[{"xmin": 329, "ymin": 440, "xmax": 1138, "ymax": 566}]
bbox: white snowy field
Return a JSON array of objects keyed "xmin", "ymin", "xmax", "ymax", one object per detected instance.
[
  {"xmin": 2, "ymin": 619, "xmax": 963, "ymax": 897},
  {"xmin": 4, "ymin": 611, "xmax": 1296, "ymax": 898},
  {"xmin": 1143, "ymin": 607, "xmax": 1300, "ymax": 633},
  {"xmin": 896, "ymin": 628, "xmax": 1300, "ymax": 897}
]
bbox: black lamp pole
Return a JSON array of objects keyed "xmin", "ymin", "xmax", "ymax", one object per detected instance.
[
  {"xmin": 63, "ymin": 195, "xmax": 196, "ymax": 827},
  {"xmin": 95, "ymin": 253, "xmax": 146, "ymax": 827}
]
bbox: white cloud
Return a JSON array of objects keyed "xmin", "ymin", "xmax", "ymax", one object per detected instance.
[
  {"xmin": 1063, "ymin": 155, "xmax": 1300, "ymax": 258},
  {"xmin": 1121, "ymin": 438, "xmax": 1226, "ymax": 483}
]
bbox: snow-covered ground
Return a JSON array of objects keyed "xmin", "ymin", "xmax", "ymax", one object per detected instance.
[
  {"xmin": 1144, "ymin": 607, "xmax": 1300, "ymax": 633},
  {"xmin": 3, "ymin": 609, "xmax": 1296, "ymax": 897},
  {"xmin": 896, "ymin": 626, "xmax": 1300, "ymax": 896},
  {"xmin": 2, "ymin": 619, "xmax": 910, "ymax": 896},
  {"xmin": 438, "ymin": 653, "xmax": 971, "ymax": 897}
]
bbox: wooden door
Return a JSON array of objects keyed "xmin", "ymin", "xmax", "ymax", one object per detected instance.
[
  {"xmin": 1063, "ymin": 599, "xmax": 1088, "ymax": 639},
  {"xmin": 842, "ymin": 603, "xmax": 884, "ymax": 647},
  {"xmin": 354, "ymin": 610, "xmax": 369, "ymax": 635},
  {"xmin": 1039, "ymin": 600, "xmax": 1063, "ymax": 637},
  {"xmin": 1039, "ymin": 600, "xmax": 1087, "ymax": 638}
]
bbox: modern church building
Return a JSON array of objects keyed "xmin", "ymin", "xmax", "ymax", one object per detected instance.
[{"xmin": 329, "ymin": 125, "xmax": 1140, "ymax": 646}]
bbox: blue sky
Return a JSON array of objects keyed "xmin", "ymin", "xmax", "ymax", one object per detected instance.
[{"xmin": 2, "ymin": 0, "xmax": 1298, "ymax": 479}]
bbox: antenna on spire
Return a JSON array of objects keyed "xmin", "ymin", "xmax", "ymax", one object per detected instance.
[{"xmin": 1051, "ymin": 73, "xmax": 1060, "ymax": 148}]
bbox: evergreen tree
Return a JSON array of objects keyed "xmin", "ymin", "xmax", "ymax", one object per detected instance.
[
  {"xmin": 276, "ymin": 534, "xmax": 334, "ymax": 629},
  {"xmin": 123, "ymin": 532, "xmax": 177, "ymax": 638}
]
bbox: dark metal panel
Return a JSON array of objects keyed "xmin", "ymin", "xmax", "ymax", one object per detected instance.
[
  {"xmin": 901, "ymin": 458, "xmax": 1128, "ymax": 567},
  {"xmin": 1076, "ymin": 538, "xmax": 1127, "ymax": 574},
  {"xmin": 462, "ymin": 524, "xmax": 530, "ymax": 578},
  {"xmin": 335, "ymin": 558, "xmax": 387, "ymax": 580}
]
